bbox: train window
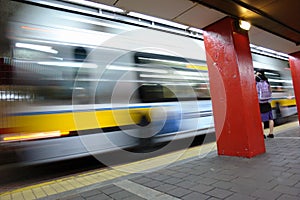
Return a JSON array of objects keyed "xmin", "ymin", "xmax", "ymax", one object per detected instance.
[
  {"xmin": 138, "ymin": 84, "xmax": 178, "ymax": 103},
  {"xmin": 73, "ymin": 47, "xmax": 88, "ymax": 61},
  {"xmin": 0, "ymin": 59, "xmax": 13, "ymax": 85},
  {"xmin": 134, "ymin": 52, "xmax": 211, "ymax": 101},
  {"xmin": 6, "ymin": 44, "xmax": 97, "ymax": 104},
  {"xmin": 5, "ymin": 59, "xmax": 82, "ymax": 104}
]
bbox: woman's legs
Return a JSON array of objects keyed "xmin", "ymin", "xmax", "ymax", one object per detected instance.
[
  {"xmin": 268, "ymin": 119, "xmax": 274, "ymax": 138},
  {"xmin": 261, "ymin": 122, "xmax": 266, "ymax": 138},
  {"xmin": 269, "ymin": 120, "xmax": 274, "ymax": 135}
]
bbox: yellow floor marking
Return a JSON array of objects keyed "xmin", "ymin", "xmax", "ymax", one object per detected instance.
[
  {"xmin": 264, "ymin": 121, "xmax": 299, "ymax": 135},
  {"xmin": 75, "ymin": 177, "xmax": 93, "ymax": 186},
  {"xmin": 51, "ymin": 183, "xmax": 66, "ymax": 193},
  {"xmin": 68, "ymin": 179, "xmax": 82, "ymax": 189},
  {"xmin": 88, "ymin": 174, "xmax": 108, "ymax": 183},
  {"xmin": 57, "ymin": 181, "xmax": 72, "ymax": 191},
  {"xmin": 31, "ymin": 188, "xmax": 46, "ymax": 199},
  {"xmin": 83, "ymin": 175, "xmax": 101, "ymax": 184},
  {"xmin": 22, "ymin": 190, "xmax": 36, "ymax": 200},
  {"xmin": 1, "ymin": 120, "xmax": 297, "ymax": 199},
  {"xmin": 11, "ymin": 192, "xmax": 24, "ymax": 200},
  {"xmin": 41, "ymin": 185, "xmax": 56, "ymax": 196},
  {"xmin": 0, "ymin": 195, "xmax": 11, "ymax": 200}
]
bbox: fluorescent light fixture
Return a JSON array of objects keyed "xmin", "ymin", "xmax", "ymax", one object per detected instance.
[
  {"xmin": 16, "ymin": 43, "xmax": 58, "ymax": 54},
  {"xmin": 107, "ymin": 65, "xmax": 168, "ymax": 74},
  {"xmin": 128, "ymin": 12, "xmax": 188, "ymax": 29},
  {"xmin": 64, "ymin": 0, "xmax": 125, "ymax": 13},
  {"xmin": 264, "ymin": 71, "xmax": 279, "ymax": 76},
  {"xmin": 284, "ymin": 80, "xmax": 293, "ymax": 84},
  {"xmin": 250, "ymin": 44, "xmax": 289, "ymax": 60},
  {"xmin": 239, "ymin": 20, "xmax": 251, "ymax": 31},
  {"xmin": 175, "ymin": 70, "xmax": 204, "ymax": 76},
  {"xmin": 140, "ymin": 74, "xmax": 208, "ymax": 81},
  {"xmin": 62, "ymin": 16, "xmax": 130, "ymax": 30},
  {"xmin": 37, "ymin": 0, "xmax": 97, "ymax": 15},
  {"xmin": 188, "ymin": 27, "xmax": 204, "ymax": 34},
  {"xmin": 38, "ymin": 61, "xmax": 97, "ymax": 68},
  {"xmin": 138, "ymin": 57, "xmax": 188, "ymax": 66},
  {"xmin": 268, "ymin": 79, "xmax": 286, "ymax": 83}
]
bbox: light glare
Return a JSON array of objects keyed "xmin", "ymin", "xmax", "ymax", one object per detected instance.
[
  {"xmin": 16, "ymin": 43, "xmax": 58, "ymax": 54},
  {"xmin": 239, "ymin": 20, "xmax": 251, "ymax": 31}
]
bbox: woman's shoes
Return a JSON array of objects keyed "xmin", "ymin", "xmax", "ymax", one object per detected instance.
[{"xmin": 263, "ymin": 134, "xmax": 274, "ymax": 139}]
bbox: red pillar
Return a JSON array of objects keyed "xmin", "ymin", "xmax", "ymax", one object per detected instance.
[
  {"xmin": 289, "ymin": 52, "xmax": 300, "ymax": 123},
  {"xmin": 203, "ymin": 17, "xmax": 265, "ymax": 158}
]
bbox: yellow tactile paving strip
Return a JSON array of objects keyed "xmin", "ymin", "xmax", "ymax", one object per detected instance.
[
  {"xmin": 0, "ymin": 141, "xmax": 218, "ymax": 200},
  {"xmin": 0, "ymin": 121, "xmax": 297, "ymax": 200},
  {"xmin": 268, "ymin": 121, "xmax": 298, "ymax": 134}
]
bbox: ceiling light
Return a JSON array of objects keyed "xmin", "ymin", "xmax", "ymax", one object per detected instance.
[
  {"xmin": 128, "ymin": 12, "xmax": 188, "ymax": 29},
  {"xmin": 187, "ymin": 27, "xmax": 204, "ymax": 34},
  {"xmin": 239, "ymin": 20, "xmax": 251, "ymax": 31},
  {"xmin": 63, "ymin": 0, "xmax": 125, "ymax": 13}
]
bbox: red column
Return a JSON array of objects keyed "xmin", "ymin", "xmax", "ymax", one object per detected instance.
[
  {"xmin": 203, "ymin": 17, "xmax": 265, "ymax": 158},
  {"xmin": 289, "ymin": 52, "xmax": 300, "ymax": 123}
]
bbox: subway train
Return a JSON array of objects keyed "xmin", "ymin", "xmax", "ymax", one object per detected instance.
[{"xmin": 0, "ymin": 2, "xmax": 296, "ymax": 165}]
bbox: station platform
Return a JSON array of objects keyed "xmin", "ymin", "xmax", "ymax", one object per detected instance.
[{"xmin": 1, "ymin": 121, "xmax": 300, "ymax": 200}]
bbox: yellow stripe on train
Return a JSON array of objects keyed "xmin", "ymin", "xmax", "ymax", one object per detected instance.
[
  {"xmin": 186, "ymin": 64, "xmax": 208, "ymax": 71},
  {"xmin": 271, "ymin": 98, "xmax": 296, "ymax": 108},
  {"xmin": 3, "ymin": 108, "xmax": 150, "ymax": 134}
]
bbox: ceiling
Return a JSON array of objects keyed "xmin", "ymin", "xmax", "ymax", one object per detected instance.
[{"xmin": 89, "ymin": 0, "xmax": 300, "ymax": 55}]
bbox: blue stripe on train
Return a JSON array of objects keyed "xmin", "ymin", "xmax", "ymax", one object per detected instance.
[{"xmin": 9, "ymin": 105, "xmax": 154, "ymax": 116}]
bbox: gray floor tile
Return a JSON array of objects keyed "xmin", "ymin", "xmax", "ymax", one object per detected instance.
[
  {"xmin": 80, "ymin": 189, "xmax": 101, "ymax": 198},
  {"xmin": 86, "ymin": 193, "xmax": 112, "ymax": 200},
  {"xmin": 182, "ymin": 192, "xmax": 211, "ymax": 200},
  {"xmin": 165, "ymin": 187, "xmax": 192, "ymax": 198},
  {"xmin": 225, "ymin": 193, "xmax": 256, "ymax": 200},
  {"xmin": 272, "ymin": 185, "xmax": 300, "ymax": 196},
  {"xmin": 206, "ymin": 188, "xmax": 233, "ymax": 199},
  {"xmin": 109, "ymin": 190, "xmax": 136, "ymax": 199},
  {"xmin": 277, "ymin": 194, "xmax": 300, "ymax": 200},
  {"xmin": 100, "ymin": 185, "xmax": 123, "ymax": 195},
  {"xmin": 154, "ymin": 183, "xmax": 177, "ymax": 192},
  {"xmin": 251, "ymin": 189, "xmax": 282, "ymax": 200},
  {"xmin": 190, "ymin": 184, "xmax": 214, "ymax": 193}
]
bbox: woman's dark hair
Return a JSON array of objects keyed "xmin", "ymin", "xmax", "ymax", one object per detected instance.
[{"xmin": 256, "ymin": 70, "xmax": 269, "ymax": 84}]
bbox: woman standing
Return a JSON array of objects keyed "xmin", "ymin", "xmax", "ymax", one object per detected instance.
[{"xmin": 255, "ymin": 70, "xmax": 274, "ymax": 138}]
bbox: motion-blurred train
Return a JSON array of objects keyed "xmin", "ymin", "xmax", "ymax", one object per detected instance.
[{"xmin": 0, "ymin": 1, "xmax": 296, "ymax": 165}]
